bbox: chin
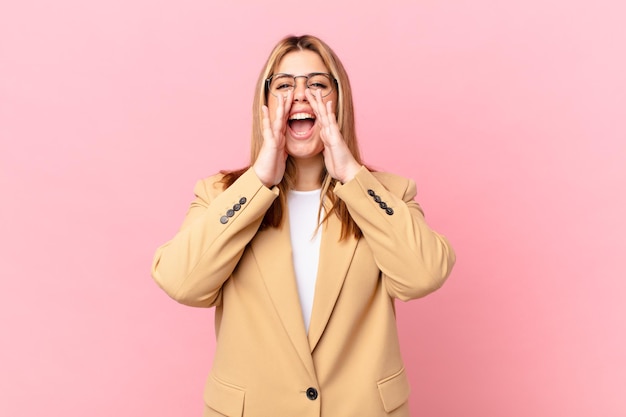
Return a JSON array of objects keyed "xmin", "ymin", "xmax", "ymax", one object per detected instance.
[
  {"xmin": 286, "ymin": 134, "xmax": 323, "ymax": 159},
  {"xmin": 286, "ymin": 144, "xmax": 324, "ymax": 161},
  {"xmin": 287, "ymin": 149, "xmax": 324, "ymax": 161}
]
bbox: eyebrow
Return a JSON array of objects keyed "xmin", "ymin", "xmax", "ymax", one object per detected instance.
[{"xmin": 272, "ymin": 72, "xmax": 330, "ymax": 77}]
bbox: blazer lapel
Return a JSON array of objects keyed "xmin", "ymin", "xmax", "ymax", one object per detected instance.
[
  {"xmin": 250, "ymin": 217, "xmax": 316, "ymax": 380},
  {"xmin": 307, "ymin": 205, "xmax": 359, "ymax": 352}
]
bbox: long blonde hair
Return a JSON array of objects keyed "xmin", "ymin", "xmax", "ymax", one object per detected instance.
[{"xmin": 221, "ymin": 34, "xmax": 363, "ymax": 240}]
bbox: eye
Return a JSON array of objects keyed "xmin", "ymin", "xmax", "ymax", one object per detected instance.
[
  {"xmin": 307, "ymin": 74, "xmax": 331, "ymax": 90},
  {"xmin": 309, "ymin": 82, "xmax": 328, "ymax": 89},
  {"xmin": 271, "ymin": 75, "xmax": 295, "ymax": 91}
]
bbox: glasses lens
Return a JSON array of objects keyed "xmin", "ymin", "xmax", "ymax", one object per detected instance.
[
  {"xmin": 307, "ymin": 74, "xmax": 333, "ymax": 97},
  {"xmin": 270, "ymin": 75, "xmax": 295, "ymax": 96},
  {"xmin": 268, "ymin": 73, "xmax": 335, "ymax": 97}
]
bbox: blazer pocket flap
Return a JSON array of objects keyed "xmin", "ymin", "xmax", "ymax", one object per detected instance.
[
  {"xmin": 377, "ymin": 367, "xmax": 411, "ymax": 413},
  {"xmin": 204, "ymin": 375, "xmax": 245, "ymax": 417}
]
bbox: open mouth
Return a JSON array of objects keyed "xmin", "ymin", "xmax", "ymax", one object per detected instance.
[{"xmin": 288, "ymin": 112, "xmax": 316, "ymax": 138}]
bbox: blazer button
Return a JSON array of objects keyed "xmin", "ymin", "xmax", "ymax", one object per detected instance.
[
  {"xmin": 219, "ymin": 216, "xmax": 229, "ymax": 224},
  {"xmin": 226, "ymin": 209, "xmax": 235, "ymax": 217},
  {"xmin": 239, "ymin": 197, "xmax": 247, "ymax": 205},
  {"xmin": 367, "ymin": 189, "xmax": 375, "ymax": 196},
  {"xmin": 306, "ymin": 387, "xmax": 318, "ymax": 400},
  {"xmin": 374, "ymin": 195, "xmax": 382, "ymax": 203},
  {"xmin": 385, "ymin": 207, "xmax": 394, "ymax": 215},
  {"xmin": 233, "ymin": 203, "xmax": 241, "ymax": 211},
  {"xmin": 379, "ymin": 201, "xmax": 387, "ymax": 209}
]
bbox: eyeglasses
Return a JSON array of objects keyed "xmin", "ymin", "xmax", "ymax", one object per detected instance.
[{"xmin": 266, "ymin": 72, "xmax": 337, "ymax": 98}]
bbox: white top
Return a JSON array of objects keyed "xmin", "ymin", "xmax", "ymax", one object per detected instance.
[{"xmin": 287, "ymin": 189, "xmax": 323, "ymax": 332}]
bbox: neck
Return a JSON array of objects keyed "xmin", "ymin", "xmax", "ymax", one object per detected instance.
[{"xmin": 292, "ymin": 154, "xmax": 324, "ymax": 191}]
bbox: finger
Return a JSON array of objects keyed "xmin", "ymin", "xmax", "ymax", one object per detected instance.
[
  {"xmin": 284, "ymin": 89, "xmax": 294, "ymax": 115},
  {"xmin": 282, "ymin": 91, "xmax": 294, "ymax": 131},
  {"xmin": 319, "ymin": 91, "xmax": 336, "ymax": 127},
  {"xmin": 277, "ymin": 91, "xmax": 294, "ymax": 135},
  {"xmin": 262, "ymin": 105, "xmax": 272, "ymax": 134},
  {"xmin": 309, "ymin": 89, "xmax": 327, "ymax": 116},
  {"xmin": 305, "ymin": 89, "xmax": 321, "ymax": 117},
  {"xmin": 315, "ymin": 89, "xmax": 326, "ymax": 116},
  {"xmin": 275, "ymin": 92, "xmax": 284, "ymax": 121},
  {"xmin": 273, "ymin": 93, "xmax": 286, "ymax": 135},
  {"xmin": 326, "ymin": 100, "xmax": 335, "ymax": 120},
  {"xmin": 311, "ymin": 90, "xmax": 330, "ymax": 127}
]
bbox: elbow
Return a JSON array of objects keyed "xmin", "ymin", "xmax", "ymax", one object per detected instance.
[
  {"xmin": 392, "ymin": 273, "xmax": 447, "ymax": 302},
  {"xmin": 388, "ymin": 246, "xmax": 456, "ymax": 301},
  {"xmin": 420, "ymin": 240, "xmax": 456, "ymax": 296},
  {"xmin": 420, "ymin": 235, "xmax": 457, "ymax": 294},
  {"xmin": 172, "ymin": 289, "xmax": 220, "ymax": 308},
  {"xmin": 151, "ymin": 257, "xmax": 179, "ymax": 300},
  {"xmin": 440, "ymin": 237, "xmax": 456, "ymax": 281},
  {"xmin": 151, "ymin": 256, "xmax": 219, "ymax": 308}
]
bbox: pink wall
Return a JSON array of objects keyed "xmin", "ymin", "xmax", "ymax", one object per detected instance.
[{"xmin": 2, "ymin": 1, "xmax": 624, "ymax": 416}]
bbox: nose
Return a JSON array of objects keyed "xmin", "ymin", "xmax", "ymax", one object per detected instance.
[{"xmin": 293, "ymin": 76, "xmax": 308, "ymax": 102}]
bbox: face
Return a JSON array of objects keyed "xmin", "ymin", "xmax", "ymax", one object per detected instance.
[{"xmin": 267, "ymin": 50, "xmax": 338, "ymax": 161}]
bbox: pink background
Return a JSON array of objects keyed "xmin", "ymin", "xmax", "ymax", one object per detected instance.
[{"xmin": 2, "ymin": 0, "xmax": 625, "ymax": 416}]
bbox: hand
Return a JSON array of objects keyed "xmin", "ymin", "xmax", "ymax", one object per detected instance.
[
  {"xmin": 253, "ymin": 91, "xmax": 293, "ymax": 187},
  {"xmin": 306, "ymin": 89, "xmax": 361, "ymax": 183}
]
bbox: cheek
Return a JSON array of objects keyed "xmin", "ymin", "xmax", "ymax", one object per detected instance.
[{"xmin": 324, "ymin": 92, "xmax": 339, "ymax": 112}]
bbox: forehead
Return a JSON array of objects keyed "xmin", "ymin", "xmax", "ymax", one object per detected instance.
[{"xmin": 276, "ymin": 50, "xmax": 328, "ymax": 74}]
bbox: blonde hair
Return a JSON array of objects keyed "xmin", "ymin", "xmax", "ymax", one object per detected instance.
[{"xmin": 221, "ymin": 34, "xmax": 363, "ymax": 239}]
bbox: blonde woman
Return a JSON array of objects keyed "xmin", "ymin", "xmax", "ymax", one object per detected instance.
[{"xmin": 152, "ymin": 34, "xmax": 455, "ymax": 417}]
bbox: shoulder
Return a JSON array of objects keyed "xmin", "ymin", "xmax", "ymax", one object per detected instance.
[
  {"xmin": 370, "ymin": 170, "xmax": 416, "ymax": 195},
  {"xmin": 192, "ymin": 172, "xmax": 228, "ymax": 200},
  {"xmin": 371, "ymin": 170, "xmax": 410, "ymax": 184},
  {"xmin": 198, "ymin": 172, "xmax": 228, "ymax": 187},
  {"xmin": 192, "ymin": 167, "xmax": 263, "ymax": 201}
]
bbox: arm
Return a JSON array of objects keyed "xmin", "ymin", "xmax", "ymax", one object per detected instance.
[
  {"xmin": 151, "ymin": 168, "xmax": 279, "ymax": 307},
  {"xmin": 334, "ymin": 166, "xmax": 456, "ymax": 301}
]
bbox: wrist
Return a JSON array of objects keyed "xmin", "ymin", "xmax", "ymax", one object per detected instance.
[
  {"xmin": 339, "ymin": 163, "xmax": 362, "ymax": 184},
  {"xmin": 253, "ymin": 165, "xmax": 274, "ymax": 188}
]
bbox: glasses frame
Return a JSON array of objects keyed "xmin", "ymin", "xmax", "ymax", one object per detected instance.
[{"xmin": 265, "ymin": 72, "xmax": 338, "ymax": 98}]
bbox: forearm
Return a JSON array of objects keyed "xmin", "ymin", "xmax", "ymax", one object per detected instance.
[
  {"xmin": 334, "ymin": 167, "xmax": 456, "ymax": 300},
  {"xmin": 152, "ymin": 168, "xmax": 279, "ymax": 307}
]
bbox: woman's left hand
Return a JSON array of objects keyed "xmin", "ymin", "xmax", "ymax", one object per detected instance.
[{"xmin": 306, "ymin": 89, "xmax": 361, "ymax": 184}]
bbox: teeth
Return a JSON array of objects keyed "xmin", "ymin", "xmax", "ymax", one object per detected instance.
[{"xmin": 289, "ymin": 113, "xmax": 315, "ymax": 121}]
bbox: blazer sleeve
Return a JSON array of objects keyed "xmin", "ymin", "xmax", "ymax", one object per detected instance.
[
  {"xmin": 151, "ymin": 168, "xmax": 279, "ymax": 307},
  {"xmin": 333, "ymin": 166, "xmax": 456, "ymax": 301}
]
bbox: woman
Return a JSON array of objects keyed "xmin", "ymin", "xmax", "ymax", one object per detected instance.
[{"xmin": 152, "ymin": 34, "xmax": 455, "ymax": 417}]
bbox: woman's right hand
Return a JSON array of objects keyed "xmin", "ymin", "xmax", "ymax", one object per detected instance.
[{"xmin": 253, "ymin": 91, "xmax": 293, "ymax": 188}]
